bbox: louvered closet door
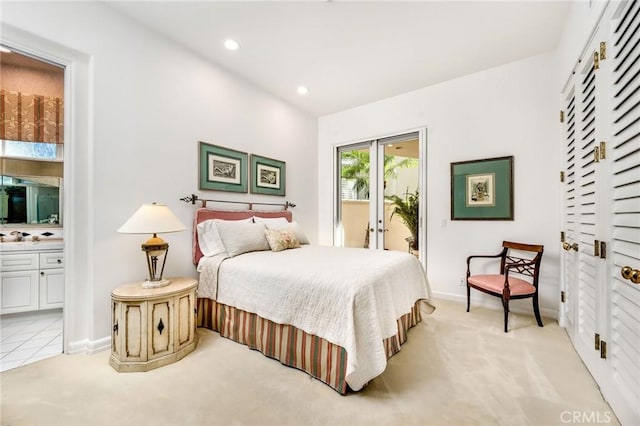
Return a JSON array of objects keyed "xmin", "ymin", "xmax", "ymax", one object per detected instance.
[
  {"xmin": 573, "ymin": 45, "xmax": 605, "ymax": 376},
  {"xmin": 562, "ymin": 87, "xmax": 579, "ymax": 338},
  {"xmin": 604, "ymin": 2, "xmax": 640, "ymax": 424}
]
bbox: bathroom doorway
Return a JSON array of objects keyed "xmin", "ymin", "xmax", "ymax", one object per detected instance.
[{"xmin": 0, "ymin": 46, "xmax": 65, "ymax": 371}]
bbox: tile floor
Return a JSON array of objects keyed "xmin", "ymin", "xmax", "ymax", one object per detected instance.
[{"xmin": 0, "ymin": 309, "xmax": 63, "ymax": 372}]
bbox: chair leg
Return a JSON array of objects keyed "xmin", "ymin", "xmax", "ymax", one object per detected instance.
[
  {"xmin": 466, "ymin": 284, "xmax": 470, "ymax": 312},
  {"xmin": 503, "ymin": 299, "xmax": 509, "ymax": 333},
  {"xmin": 533, "ymin": 294, "xmax": 544, "ymax": 327}
]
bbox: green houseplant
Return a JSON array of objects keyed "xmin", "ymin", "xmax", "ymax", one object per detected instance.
[
  {"xmin": 387, "ymin": 189, "xmax": 419, "ymax": 251},
  {"xmin": 341, "ymin": 151, "xmax": 417, "ymax": 247}
]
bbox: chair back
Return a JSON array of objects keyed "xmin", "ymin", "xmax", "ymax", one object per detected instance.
[{"xmin": 499, "ymin": 241, "xmax": 544, "ymax": 287}]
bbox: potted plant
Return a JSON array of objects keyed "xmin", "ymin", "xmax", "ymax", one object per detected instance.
[
  {"xmin": 341, "ymin": 152, "xmax": 417, "ymax": 247},
  {"xmin": 387, "ymin": 189, "xmax": 419, "ymax": 252}
]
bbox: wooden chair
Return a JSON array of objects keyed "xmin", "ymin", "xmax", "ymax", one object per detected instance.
[{"xmin": 466, "ymin": 241, "xmax": 544, "ymax": 332}]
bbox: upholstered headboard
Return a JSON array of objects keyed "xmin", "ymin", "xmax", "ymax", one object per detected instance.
[{"xmin": 192, "ymin": 208, "xmax": 293, "ymax": 265}]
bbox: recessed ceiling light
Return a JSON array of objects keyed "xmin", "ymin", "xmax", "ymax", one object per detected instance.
[
  {"xmin": 0, "ymin": 45, "xmax": 12, "ymax": 53},
  {"xmin": 297, "ymin": 86, "xmax": 309, "ymax": 95},
  {"xmin": 224, "ymin": 39, "xmax": 239, "ymax": 51}
]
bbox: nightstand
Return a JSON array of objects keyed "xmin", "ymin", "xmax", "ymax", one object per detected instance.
[{"xmin": 110, "ymin": 277, "xmax": 198, "ymax": 372}]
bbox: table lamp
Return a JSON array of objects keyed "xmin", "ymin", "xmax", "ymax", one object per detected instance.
[{"xmin": 118, "ymin": 202, "xmax": 186, "ymax": 288}]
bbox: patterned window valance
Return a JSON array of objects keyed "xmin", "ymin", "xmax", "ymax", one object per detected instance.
[{"xmin": 0, "ymin": 90, "xmax": 64, "ymax": 144}]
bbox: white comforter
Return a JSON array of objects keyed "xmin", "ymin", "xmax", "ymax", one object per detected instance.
[{"xmin": 197, "ymin": 245, "xmax": 431, "ymax": 391}]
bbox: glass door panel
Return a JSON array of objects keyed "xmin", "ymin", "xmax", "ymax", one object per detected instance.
[
  {"xmin": 337, "ymin": 143, "xmax": 374, "ymax": 248},
  {"xmin": 379, "ymin": 137, "xmax": 419, "ymax": 254},
  {"xmin": 336, "ymin": 131, "xmax": 421, "ymax": 254}
]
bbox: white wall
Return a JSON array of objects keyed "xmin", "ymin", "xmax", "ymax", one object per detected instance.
[
  {"xmin": 1, "ymin": 2, "xmax": 318, "ymax": 350},
  {"xmin": 319, "ymin": 53, "xmax": 561, "ymax": 318},
  {"xmin": 555, "ymin": 0, "xmax": 610, "ymax": 86}
]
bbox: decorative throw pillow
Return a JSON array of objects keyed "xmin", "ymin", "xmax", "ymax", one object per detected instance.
[
  {"xmin": 214, "ymin": 220, "xmax": 270, "ymax": 257},
  {"xmin": 253, "ymin": 216, "xmax": 289, "ymax": 230},
  {"xmin": 264, "ymin": 229, "xmax": 301, "ymax": 252}
]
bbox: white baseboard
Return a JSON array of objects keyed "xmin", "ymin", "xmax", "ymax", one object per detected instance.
[
  {"xmin": 66, "ymin": 336, "xmax": 111, "ymax": 355},
  {"xmin": 65, "ymin": 339, "xmax": 88, "ymax": 355},
  {"xmin": 432, "ymin": 290, "xmax": 558, "ymax": 320}
]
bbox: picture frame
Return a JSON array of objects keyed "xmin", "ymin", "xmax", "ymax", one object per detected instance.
[
  {"xmin": 450, "ymin": 156, "xmax": 513, "ymax": 220},
  {"xmin": 199, "ymin": 141, "xmax": 248, "ymax": 193},
  {"xmin": 250, "ymin": 154, "xmax": 286, "ymax": 196}
]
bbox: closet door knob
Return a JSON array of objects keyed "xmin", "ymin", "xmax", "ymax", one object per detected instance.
[{"xmin": 621, "ymin": 266, "xmax": 640, "ymax": 284}]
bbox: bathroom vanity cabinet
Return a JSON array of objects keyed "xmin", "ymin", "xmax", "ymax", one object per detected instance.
[{"xmin": 0, "ymin": 247, "xmax": 64, "ymax": 314}]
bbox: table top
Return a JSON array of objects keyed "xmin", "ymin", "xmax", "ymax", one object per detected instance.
[{"xmin": 111, "ymin": 277, "xmax": 198, "ymax": 300}]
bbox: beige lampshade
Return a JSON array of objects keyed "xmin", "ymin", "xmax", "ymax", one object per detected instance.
[{"xmin": 118, "ymin": 203, "xmax": 186, "ymax": 234}]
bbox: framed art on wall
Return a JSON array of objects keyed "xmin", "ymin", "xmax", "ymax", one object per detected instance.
[
  {"xmin": 450, "ymin": 156, "xmax": 513, "ymax": 220},
  {"xmin": 250, "ymin": 154, "xmax": 286, "ymax": 196},
  {"xmin": 199, "ymin": 142, "xmax": 248, "ymax": 193}
]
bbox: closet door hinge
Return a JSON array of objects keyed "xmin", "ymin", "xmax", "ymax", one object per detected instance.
[
  {"xmin": 595, "ymin": 333, "xmax": 600, "ymax": 350},
  {"xmin": 560, "ymin": 110, "xmax": 565, "ymax": 123},
  {"xmin": 600, "ymin": 340, "xmax": 607, "ymax": 359},
  {"xmin": 561, "ymin": 291, "xmax": 566, "ymax": 303},
  {"xmin": 560, "ymin": 171, "xmax": 565, "ymax": 182},
  {"xmin": 594, "ymin": 240, "xmax": 600, "ymax": 257},
  {"xmin": 600, "ymin": 41, "xmax": 607, "ymax": 60},
  {"xmin": 590, "ymin": 142, "xmax": 607, "ymax": 162},
  {"xmin": 594, "ymin": 51, "xmax": 600, "ymax": 70},
  {"xmin": 600, "ymin": 241, "xmax": 607, "ymax": 259}
]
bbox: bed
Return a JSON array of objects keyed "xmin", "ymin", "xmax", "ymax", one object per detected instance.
[{"xmin": 192, "ymin": 207, "xmax": 431, "ymax": 393}]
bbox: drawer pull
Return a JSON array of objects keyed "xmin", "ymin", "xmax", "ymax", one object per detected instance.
[
  {"xmin": 40, "ymin": 271, "xmax": 45, "ymax": 276},
  {"xmin": 57, "ymin": 259, "xmax": 62, "ymax": 264}
]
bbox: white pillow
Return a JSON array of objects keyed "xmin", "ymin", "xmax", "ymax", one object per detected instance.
[
  {"xmin": 197, "ymin": 218, "xmax": 252, "ymax": 257},
  {"xmin": 253, "ymin": 216, "xmax": 289, "ymax": 230},
  {"xmin": 286, "ymin": 221, "xmax": 310, "ymax": 245},
  {"xmin": 215, "ymin": 220, "xmax": 270, "ymax": 257}
]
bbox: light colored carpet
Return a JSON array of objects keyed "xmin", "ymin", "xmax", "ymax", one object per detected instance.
[{"xmin": 0, "ymin": 298, "xmax": 618, "ymax": 426}]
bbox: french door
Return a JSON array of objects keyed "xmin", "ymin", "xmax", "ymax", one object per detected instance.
[
  {"xmin": 560, "ymin": 2, "xmax": 640, "ymax": 424},
  {"xmin": 335, "ymin": 130, "xmax": 425, "ymax": 257}
]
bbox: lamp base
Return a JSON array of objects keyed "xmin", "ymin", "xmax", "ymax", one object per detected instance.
[{"xmin": 142, "ymin": 278, "xmax": 171, "ymax": 289}]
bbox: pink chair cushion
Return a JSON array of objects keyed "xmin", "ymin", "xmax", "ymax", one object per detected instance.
[{"xmin": 468, "ymin": 274, "xmax": 536, "ymax": 296}]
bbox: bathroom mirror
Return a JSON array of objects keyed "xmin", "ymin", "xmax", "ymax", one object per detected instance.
[{"xmin": 0, "ymin": 158, "xmax": 63, "ymax": 226}]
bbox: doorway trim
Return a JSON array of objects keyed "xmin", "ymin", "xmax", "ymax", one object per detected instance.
[{"xmin": 1, "ymin": 24, "xmax": 94, "ymax": 353}]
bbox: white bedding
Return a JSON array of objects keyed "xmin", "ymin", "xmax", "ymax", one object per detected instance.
[{"xmin": 197, "ymin": 245, "xmax": 431, "ymax": 391}]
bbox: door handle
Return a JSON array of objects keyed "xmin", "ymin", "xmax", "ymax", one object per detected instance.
[
  {"xmin": 378, "ymin": 228, "xmax": 389, "ymax": 233},
  {"xmin": 621, "ymin": 266, "xmax": 640, "ymax": 284},
  {"xmin": 562, "ymin": 242, "xmax": 578, "ymax": 252}
]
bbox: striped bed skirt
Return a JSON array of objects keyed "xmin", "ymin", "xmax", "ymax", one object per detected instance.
[{"xmin": 196, "ymin": 298, "xmax": 423, "ymax": 394}]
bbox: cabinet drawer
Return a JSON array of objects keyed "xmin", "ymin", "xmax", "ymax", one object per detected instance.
[
  {"xmin": 1, "ymin": 253, "xmax": 39, "ymax": 271},
  {"xmin": 40, "ymin": 252, "xmax": 64, "ymax": 269}
]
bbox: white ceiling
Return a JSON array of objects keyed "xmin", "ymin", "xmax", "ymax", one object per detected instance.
[{"xmin": 106, "ymin": 1, "xmax": 571, "ymax": 117}]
